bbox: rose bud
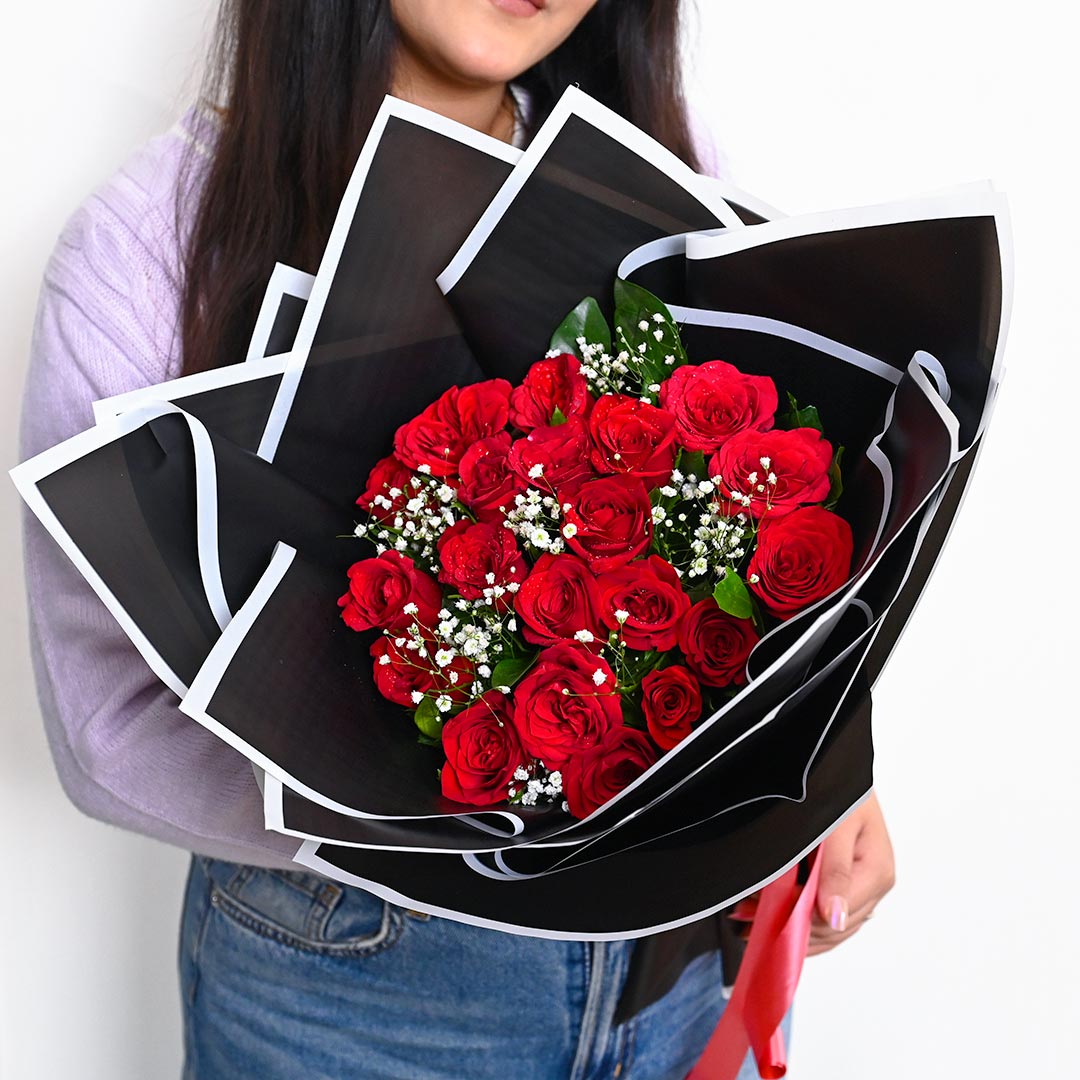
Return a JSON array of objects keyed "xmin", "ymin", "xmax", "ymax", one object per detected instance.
[
  {"xmin": 588, "ymin": 394, "xmax": 678, "ymax": 486},
  {"xmin": 747, "ymin": 505, "xmax": 854, "ymax": 618},
  {"xmin": 440, "ymin": 692, "xmax": 526, "ymax": 808},
  {"xmin": 597, "ymin": 555, "xmax": 691, "ymax": 651},
  {"xmin": 677, "ymin": 597, "xmax": 759, "ymax": 688},
  {"xmin": 512, "ymin": 642, "xmax": 621, "ymax": 769},
  {"xmin": 508, "ymin": 416, "xmax": 595, "ymax": 491},
  {"xmin": 437, "ymin": 521, "xmax": 527, "ymax": 608},
  {"xmin": 562, "ymin": 474, "xmax": 653, "ymax": 572},
  {"xmin": 641, "ymin": 666, "xmax": 702, "ymax": 750},
  {"xmin": 710, "ymin": 427, "xmax": 833, "ymax": 518},
  {"xmin": 370, "ymin": 635, "xmax": 473, "ymax": 708},
  {"xmin": 658, "ymin": 360, "xmax": 777, "ymax": 453},
  {"xmin": 457, "ymin": 432, "xmax": 526, "ymax": 522},
  {"xmin": 356, "ymin": 453, "xmax": 413, "ymax": 522},
  {"xmin": 514, "ymin": 553, "xmax": 605, "ymax": 648},
  {"xmin": 394, "ymin": 378, "xmax": 511, "ymax": 477},
  {"xmin": 563, "ymin": 725, "xmax": 658, "ymax": 819},
  {"xmin": 509, "ymin": 353, "xmax": 593, "ymax": 432},
  {"xmin": 338, "ymin": 551, "xmax": 442, "ymax": 632}
]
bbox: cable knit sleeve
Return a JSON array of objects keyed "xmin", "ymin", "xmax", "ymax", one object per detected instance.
[{"xmin": 17, "ymin": 117, "xmax": 298, "ymax": 869}]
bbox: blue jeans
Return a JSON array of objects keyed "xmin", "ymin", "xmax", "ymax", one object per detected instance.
[{"xmin": 180, "ymin": 855, "xmax": 788, "ymax": 1079}]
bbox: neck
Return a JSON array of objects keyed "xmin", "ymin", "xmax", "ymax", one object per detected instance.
[{"xmin": 390, "ymin": 51, "xmax": 515, "ymax": 144}]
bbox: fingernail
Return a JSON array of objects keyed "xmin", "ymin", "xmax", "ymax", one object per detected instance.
[{"xmin": 828, "ymin": 895, "xmax": 848, "ymax": 932}]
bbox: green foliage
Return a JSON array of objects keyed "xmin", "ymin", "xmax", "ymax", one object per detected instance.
[
  {"xmin": 621, "ymin": 695, "xmax": 646, "ymax": 730},
  {"xmin": 612, "ymin": 279, "xmax": 688, "ymax": 397},
  {"xmin": 825, "ymin": 445, "xmax": 845, "ymax": 509},
  {"xmin": 779, "ymin": 391, "xmax": 824, "ymax": 433},
  {"xmin": 413, "ymin": 697, "xmax": 444, "ymax": 741},
  {"xmin": 677, "ymin": 449, "xmax": 707, "ymax": 480},
  {"xmin": 712, "ymin": 570, "xmax": 753, "ymax": 620},
  {"xmin": 491, "ymin": 654, "xmax": 536, "ymax": 691},
  {"xmin": 549, "ymin": 297, "xmax": 611, "ymax": 358}
]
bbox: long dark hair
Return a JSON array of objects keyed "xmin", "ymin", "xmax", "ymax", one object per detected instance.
[{"xmin": 180, "ymin": 0, "xmax": 699, "ymax": 376}]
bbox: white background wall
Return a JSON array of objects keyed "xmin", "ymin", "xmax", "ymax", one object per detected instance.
[{"xmin": 1, "ymin": 2, "xmax": 1075, "ymax": 1077}]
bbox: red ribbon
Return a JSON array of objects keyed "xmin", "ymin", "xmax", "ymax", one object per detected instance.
[{"xmin": 687, "ymin": 848, "xmax": 822, "ymax": 1080}]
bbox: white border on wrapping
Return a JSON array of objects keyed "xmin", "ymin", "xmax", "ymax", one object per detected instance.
[
  {"xmin": 263, "ymin": 773, "xmax": 534, "ymax": 852},
  {"xmin": 292, "ymin": 789, "xmax": 872, "ymax": 941},
  {"xmin": 91, "ymin": 352, "xmax": 291, "ymax": 426},
  {"xmin": 854, "ymin": 385, "xmax": 1001, "ymax": 688},
  {"xmin": 245, "ymin": 264, "xmax": 315, "ymax": 364},
  {"xmin": 436, "ymin": 84, "xmax": 743, "ymax": 296},
  {"xmin": 9, "ymin": 401, "xmax": 239, "ymax": 697},
  {"xmin": 256, "ymin": 97, "xmax": 524, "ymax": 464},
  {"xmin": 179, "ymin": 541, "xmax": 526, "ymax": 831},
  {"xmin": 683, "ymin": 185, "xmax": 1013, "ymax": 445},
  {"xmin": 668, "ymin": 307, "xmax": 905, "ymax": 389}
]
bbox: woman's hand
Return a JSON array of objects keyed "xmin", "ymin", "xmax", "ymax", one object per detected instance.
[{"xmin": 807, "ymin": 789, "xmax": 895, "ymax": 956}]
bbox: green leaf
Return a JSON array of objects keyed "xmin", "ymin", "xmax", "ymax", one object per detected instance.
[
  {"xmin": 712, "ymin": 570, "xmax": 753, "ymax": 620},
  {"xmin": 491, "ymin": 654, "xmax": 536, "ymax": 691},
  {"xmin": 550, "ymin": 406, "xmax": 568, "ymax": 427},
  {"xmin": 549, "ymin": 297, "xmax": 611, "ymax": 358},
  {"xmin": 825, "ymin": 445, "xmax": 845, "ymax": 509},
  {"xmin": 413, "ymin": 697, "xmax": 444, "ymax": 741},
  {"xmin": 678, "ymin": 449, "xmax": 707, "ymax": 481},
  {"xmin": 612, "ymin": 278, "xmax": 689, "ymax": 382},
  {"xmin": 621, "ymin": 696, "xmax": 646, "ymax": 730},
  {"xmin": 614, "ymin": 277, "xmax": 674, "ymax": 319},
  {"xmin": 779, "ymin": 391, "xmax": 824, "ymax": 433}
]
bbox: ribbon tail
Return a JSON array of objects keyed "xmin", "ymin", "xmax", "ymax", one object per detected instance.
[{"xmin": 687, "ymin": 849, "xmax": 822, "ymax": 1080}]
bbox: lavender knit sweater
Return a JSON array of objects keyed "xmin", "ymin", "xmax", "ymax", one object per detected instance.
[{"xmin": 19, "ymin": 104, "xmax": 727, "ymax": 870}]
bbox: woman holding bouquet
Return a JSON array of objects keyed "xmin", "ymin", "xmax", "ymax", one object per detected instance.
[{"xmin": 19, "ymin": 0, "xmax": 895, "ymax": 1076}]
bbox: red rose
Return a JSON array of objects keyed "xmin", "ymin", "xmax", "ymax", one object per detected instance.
[
  {"xmin": 457, "ymin": 432, "xmax": 526, "ymax": 522},
  {"xmin": 563, "ymin": 474, "xmax": 653, "ymax": 572},
  {"xmin": 508, "ymin": 417, "xmax": 595, "ymax": 491},
  {"xmin": 562, "ymin": 725, "xmax": 657, "ymax": 819},
  {"xmin": 440, "ymin": 692, "xmax": 526, "ymax": 808},
  {"xmin": 658, "ymin": 360, "xmax": 778, "ymax": 452},
  {"xmin": 597, "ymin": 555, "xmax": 690, "ymax": 651},
  {"xmin": 747, "ymin": 506, "xmax": 853, "ymax": 618},
  {"xmin": 356, "ymin": 453, "xmax": 413, "ymax": 522},
  {"xmin": 514, "ymin": 553, "xmax": 605, "ymax": 648},
  {"xmin": 370, "ymin": 635, "xmax": 473, "ymax": 708},
  {"xmin": 437, "ymin": 521, "xmax": 527, "ymax": 607},
  {"xmin": 509, "ymin": 353, "xmax": 593, "ymax": 432},
  {"xmin": 338, "ymin": 551, "xmax": 442, "ymax": 632},
  {"xmin": 394, "ymin": 379, "xmax": 511, "ymax": 477},
  {"xmin": 512, "ymin": 642, "xmax": 620, "ymax": 768},
  {"xmin": 641, "ymin": 666, "xmax": 702, "ymax": 750},
  {"xmin": 709, "ymin": 427, "xmax": 833, "ymax": 518},
  {"xmin": 677, "ymin": 597, "xmax": 759, "ymax": 687},
  {"xmin": 588, "ymin": 395, "xmax": 678, "ymax": 485}
]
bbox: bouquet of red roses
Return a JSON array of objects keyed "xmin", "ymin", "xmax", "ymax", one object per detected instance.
[
  {"xmin": 12, "ymin": 89, "xmax": 1008, "ymax": 951},
  {"xmin": 340, "ymin": 282, "xmax": 854, "ymax": 820}
]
